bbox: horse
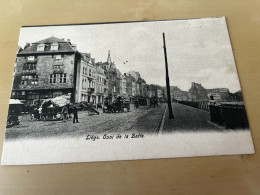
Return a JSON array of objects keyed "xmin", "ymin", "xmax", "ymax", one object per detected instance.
[{"xmin": 61, "ymin": 106, "xmax": 69, "ymax": 120}]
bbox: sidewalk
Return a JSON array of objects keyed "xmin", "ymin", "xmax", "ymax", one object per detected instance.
[{"xmin": 162, "ymin": 103, "xmax": 221, "ymax": 133}]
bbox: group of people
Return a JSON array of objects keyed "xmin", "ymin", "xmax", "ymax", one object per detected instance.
[{"xmin": 29, "ymin": 103, "xmax": 79, "ymax": 123}]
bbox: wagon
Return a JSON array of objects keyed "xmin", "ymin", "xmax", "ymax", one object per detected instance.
[
  {"xmin": 37, "ymin": 95, "xmax": 71, "ymax": 121},
  {"xmin": 103, "ymin": 99, "xmax": 130, "ymax": 113},
  {"xmin": 6, "ymin": 99, "xmax": 23, "ymax": 127}
]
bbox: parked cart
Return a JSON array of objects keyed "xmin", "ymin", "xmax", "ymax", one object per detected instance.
[
  {"xmin": 6, "ymin": 99, "xmax": 23, "ymax": 128},
  {"xmin": 103, "ymin": 99, "xmax": 130, "ymax": 113}
]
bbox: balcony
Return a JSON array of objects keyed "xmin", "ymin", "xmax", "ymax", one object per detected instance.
[{"xmin": 88, "ymin": 88, "xmax": 95, "ymax": 93}]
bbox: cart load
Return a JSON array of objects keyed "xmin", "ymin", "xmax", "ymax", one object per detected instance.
[{"xmin": 39, "ymin": 95, "xmax": 71, "ymax": 120}]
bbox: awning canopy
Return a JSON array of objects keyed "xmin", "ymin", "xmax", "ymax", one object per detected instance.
[{"xmin": 9, "ymin": 99, "xmax": 24, "ymax": 105}]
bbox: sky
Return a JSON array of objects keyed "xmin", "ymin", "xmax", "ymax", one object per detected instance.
[{"xmin": 18, "ymin": 17, "xmax": 241, "ymax": 93}]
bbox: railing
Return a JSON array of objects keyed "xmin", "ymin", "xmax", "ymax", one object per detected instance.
[
  {"xmin": 177, "ymin": 101, "xmax": 209, "ymax": 112},
  {"xmin": 209, "ymin": 105, "xmax": 249, "ymax": 129},
  {"xmin": 177, "ymin": 100, "xmax": 249, "ymax": 129}
]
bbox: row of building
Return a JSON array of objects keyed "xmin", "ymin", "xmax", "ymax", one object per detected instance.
[
  {"xmin": 170, "ymin": 82, "xmax": 243, "ymax": 102},
  {"xmin": 11, "ymin": 36, "xmax": 242, "ymax": 106},
  {"xmin": 11, "ymin": 37, "xmax": 163, "ymax": 106}
]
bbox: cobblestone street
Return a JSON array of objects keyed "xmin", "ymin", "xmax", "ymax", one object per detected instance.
[{"xmin": 5, "ymin": 104, "xmax": 166, "ymax": 140}]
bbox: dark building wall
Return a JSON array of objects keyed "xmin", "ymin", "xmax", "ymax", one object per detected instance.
[{"xmin": 13, "ymin": 54, "xmax": 76, "ymax": 91}]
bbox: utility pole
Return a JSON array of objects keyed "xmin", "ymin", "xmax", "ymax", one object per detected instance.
[{"xmin": 163, "ymin": 33, "xmax": 174, "ymax": 119}]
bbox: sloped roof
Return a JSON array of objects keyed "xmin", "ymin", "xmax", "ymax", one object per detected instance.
[
  {"xmin": 32, "ymin": 37, "xmax": 68, "ymax": 44},
  {"xmin": 19, "ymin": 37, "xmax": 76, "ymax": 54}
]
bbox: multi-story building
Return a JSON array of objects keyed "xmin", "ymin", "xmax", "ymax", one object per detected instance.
[
  {"xmin": 122, "ymin": 74, "xmax": 128, "ymax": 98},
  {"xmin": 76, "ymin": 53, "xmax": 96, "ymax": 103},
  {"xmin": 11, "ymin": 36, "xmax": 108, "ymax": 106},
  {"xmin": 116, "ymin": 69, "xmax": 122, "ymax": 96},
  {"xmin": 96, "ymin": 51, "xmax": 120, "ymax": 102},
  {"xmin": 140, "ymin": 79, "xmax": 147, "ymax": 97},
  {"xmin": 95, "ymin": 64, "xmax": 107, "ymax": 104},
  {"xmin": 11, "ymin": 37, "xmax": 81, "ymax": 105}
]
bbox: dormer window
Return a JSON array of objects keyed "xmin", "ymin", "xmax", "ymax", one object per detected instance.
[
  {"xmin": 37, "ymin": 44, "xmax": 45, "ymax": 51},
  {"xmin": 51, "ymin": 43, "xmax": 59, "ymax": 51}
]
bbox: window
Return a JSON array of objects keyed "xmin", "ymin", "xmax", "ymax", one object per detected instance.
[
  {"xmin": 21, "ymin": 74, "xmax": 38, "ymax": 85},
  {"xmin": 55, "ymin": 55, "xmax": 62, "ymax": 60},
  {"xmin": 50, "ymin": 74, "xmax": 53, "ymax": 83},
  {"xmin": 49, "ymin": 74, "xmax": 58, "ymax": 83},
  {"xmin": 27, "ymin": 56, "xmax": 35, "ymax": 61},
  {"xmin": 37, "ymin": 44, "xmax": 45, "ymax": 52},
  {"xmin": 51, "ymin": 43, "xmax": 59, "ymax": 51},
  {"xmin": 31, "ymin": 75, "xmax": 38, "ymax": 85},
  {"xmin": 53, "ymin": 74, "xmax": 56, "ymax": 83},
  {"xmin": 50, "ymin": 73, "xmax": 66, "ymax": 83},
  {"xmin": 23, "ymin": 63, "xmax": 37, "ymax": 70},
  {"xmin": 63, "ymin": 74, "xmax": 66, "ymax": 83},
  {"xmin": 27, "ymin": 91, "xmax": 39, "ymax": 100},
  {"xmin": 53, "ymin": 65, "xmax": 63, "ymax": 69},
  {"xmin": 89, "ymin": 69, "xmax": 92, "ymax": 77}
]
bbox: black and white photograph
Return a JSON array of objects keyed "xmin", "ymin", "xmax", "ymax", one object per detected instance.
[{"xmin": 1, "ymin": 17, "xmax": 254, "ymax": 165}]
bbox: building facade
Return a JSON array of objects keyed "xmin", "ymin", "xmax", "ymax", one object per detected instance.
[{"xmin": 12, "ymin": 37, "xmax": 80, "ymax": 105}]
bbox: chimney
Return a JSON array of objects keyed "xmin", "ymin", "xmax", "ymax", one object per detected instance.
[
  {"xmin": 71, "ymin": 44, "xmax": 77, "ymax": 50},
  {"xmin": 67, "ymin": 39, "xmax": 70, "ymax": 42}
]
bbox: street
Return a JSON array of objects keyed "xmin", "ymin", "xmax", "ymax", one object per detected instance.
[
  {"xmin": 5, "ymin": 104, "xmax": 166, "ymax": 140},
  {"xmin": 5, "ymin": 102, "xmax": 224, "ymax": 140}
]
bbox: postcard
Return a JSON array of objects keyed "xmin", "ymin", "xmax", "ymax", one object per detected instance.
[{"xmin": 1, "ymin": 17, "xmax": 254, "ymax": 165}]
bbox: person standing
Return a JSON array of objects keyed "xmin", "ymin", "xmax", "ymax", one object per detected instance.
[
  {"xmin": 72, "ymin": 104, "xmax": 79, "ymax": 123},
  {"xmin": 38, "ymin": 106, "xmax": 42, "ymax": 120}
]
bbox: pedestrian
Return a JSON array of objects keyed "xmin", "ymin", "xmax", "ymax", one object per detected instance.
[
  {"xmin": 67, "ymin": 104, "xmax": 73, "ymax": 118},
  {"xmin": 134, "ymin": 99, "xmax": 139, "ymax": 108},
  {"xmin": 72, "ymin": 104, "xmax": 79, "ymax": 123},
  {"xmin": 38, "ymin": 106, "xmax": 42, "ymax": 120}
]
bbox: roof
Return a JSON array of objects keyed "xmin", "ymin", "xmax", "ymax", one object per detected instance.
[
  {"xmin": 18, "ymin": 37, "xmax": 76, "ymax": 54},
  {"xmin": 19, "ymin": 42, "xmax": 76, "ymax": 54},
  {"xmin": 32, "ymin": 37, "xmax": 68, "ymax": 44}
]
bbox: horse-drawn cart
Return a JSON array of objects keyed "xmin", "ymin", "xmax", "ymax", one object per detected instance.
[
  {"xmin": 103, "ymin": 99, "xmax": 130, "ymax": 113},
  {"xmin": 31, "ymin": 95, "xmax": 71, "ymax": 121}
]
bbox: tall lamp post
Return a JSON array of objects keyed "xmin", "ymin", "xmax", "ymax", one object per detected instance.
[{"xmin": 163, "ymin": 33, "xmax": 174, "ymax": 119}]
